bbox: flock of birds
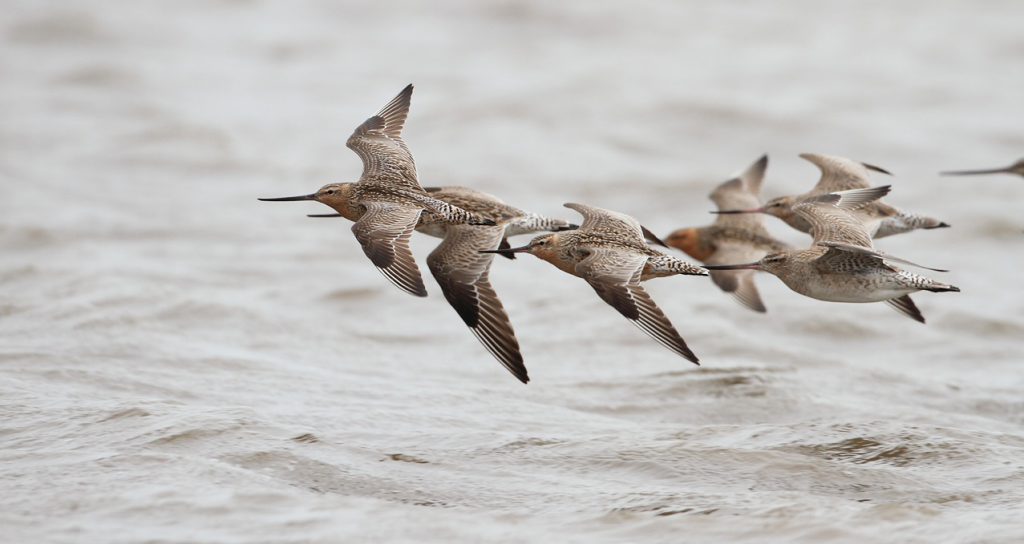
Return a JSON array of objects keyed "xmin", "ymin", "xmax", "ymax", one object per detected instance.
[{"xmin": 260, "ymin": 84, "xmax": 1022, "ymax": 384}]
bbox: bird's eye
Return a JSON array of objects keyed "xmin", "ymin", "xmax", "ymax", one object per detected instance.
[{"xmin": 326, "ymin": 190, "xmax": 336, "ymax": 195}]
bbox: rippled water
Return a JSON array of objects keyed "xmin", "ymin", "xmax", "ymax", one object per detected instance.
[{"xmin": 2, "ymin": 1, "xmax": 1023, "ymax": 542}]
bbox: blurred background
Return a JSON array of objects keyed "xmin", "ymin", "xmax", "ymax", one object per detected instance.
[{"xmin": 2, "ymin": 1, "xmax": 1022, "ymax": 542}]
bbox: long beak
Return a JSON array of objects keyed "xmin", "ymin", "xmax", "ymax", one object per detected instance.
[
  {"xmin": 480, "ymin": 244, "xmax": 531, "ymax": 256},
  {"xmin": 940, "ymin": 167, "xmax": 1011, "ymax": 176},
  {"xmin": 258, "ymin": 193, "xmax": 316, "ymax": 202},
  {"xmin": 308, "ymin": 213, "xmax": 343, "ymax": 218},
  {"xmin": 710, "ymin": 207, "xmax": 764, "ymax": 215},
  {"xmin": 703, "ymin": 262, "xmax": 761, "ymax": 271}
]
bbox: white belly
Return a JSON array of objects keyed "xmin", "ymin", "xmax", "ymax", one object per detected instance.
[{"xmin": 788, "ymin": 276, "xmax": 915, "ymax": 303}]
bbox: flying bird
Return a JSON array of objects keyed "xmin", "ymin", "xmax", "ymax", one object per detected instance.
[
  {"xmin": 485, "ymin": 203, "xmax": 707, "ymax": 364},
  {"xmin": 714, "ymin": 153, "xmax": 949, "ymax": 239},
  {"xmin": 665, "ymin": 154, "xmax": 790, "ymax": 312},
  {"xmin": 705, "ymin": 187, "xmax": 959, "ymax": 323},
  {"xmin": 307, "ymin": 186, "xmax": 575, "ymax": 384},
  {"xmin": 259, "ymin": 84, "xmax": 494, "ymax": 297}
]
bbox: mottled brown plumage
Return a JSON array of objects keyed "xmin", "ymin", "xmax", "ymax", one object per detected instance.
[
  {"xmin": 260, "ymin": 85, "xmax": 495, "ymax": 298},
  {"xmin": 276, "ymin": 184, "xmax": 574, "ymax": 384},
  {"xmin": 717, "ymin": 153, "xmax": 949, "ymax": 239},
  {"xmin": 666, "ymin": 155, "xmax": 790, "ymax": 312},
  {"xmin": 486, "ymin": 203, "xmax": 707, "ymax": 364},
  {"xmin": 705, "ymin": 187, "xmax": 959, "ymax": 324}
]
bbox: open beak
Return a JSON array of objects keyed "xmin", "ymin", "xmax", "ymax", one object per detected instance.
[
  {"xmin": 480, "ymin": 243, "xmax": 531, "ymax": 256},
  {"xmin": 258, "ymin": 193, "xmax": 316, "ymax": 202},
  {"xmin": 940, "ymin": 167, "xmax": 1011, "ymax": 176},
  {"xmin": 307, "ymin": 213, "xmax": 343, "ymax": 218},
  {"xmin": 703, "ymin": 262, "xmax": 761, "ymax": 271},
  {"xmin": 710, "ymin": 207, "xmax": 764, "ymax": 215}
]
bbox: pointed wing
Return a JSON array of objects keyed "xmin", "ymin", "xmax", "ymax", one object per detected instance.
[
  {"xmin": 347, "ymin": 84, "xmax": 420, "ymax": 190},
  {"xmin": 710, "ymin": 154, "xmax": 768, "ymax": 207},
  {"xmin": 427, "ymin": 225, "xmax": 528, "ymax": 383},
  {"xmin": 576, "ymin": 247, "xmax": 698, "ymax": 364},
  {"xmin": 819, "ymin": 241, "xmax": 948, "ymax": 272},
  {"xmin": 564, "ymin": 203, "xmax": 645, "ymax": 245},
  {"xmin": 705, "ymin": 242, "xmax": 768, "ymax": 312},
  {"xmin": 886, "ymin": 295, "xmax": 925, "ymax": 324},
  {"xmin": 801, "ymin": 153, "xmax": 880, "ymax": 194},
  {"xmin": 351, "ymin": 201, "xmax": 427, "ymax": 297},
  {"xmin": 641, "ymin": 225, "xmax": 669, "ymax": 247},
  {"xmin": 711, "ymin": 182, "xmax": 774, "ymax": 234},
  {"xmin": 710, "ymin": 156, "xmax": 772, "ymax": 231}
]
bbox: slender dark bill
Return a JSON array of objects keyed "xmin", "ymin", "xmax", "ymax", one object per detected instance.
[
  {"xmin": 710, "ymin": 208, "xmax": 763, "ymax": 215},
  {"xmin": 703, "ymin": 262, "xmax": 761, "ymax": 271},
  {"xmin": 940, "ymin": 168, "xmax": 1011, "ymax": 176},
  {"xmin": 480, "ymin": 244, "xmax": 531, "ymax": 256},
  {"xmin": 258, "ymin": 194, "xmax": 316, "ymax": 201}
]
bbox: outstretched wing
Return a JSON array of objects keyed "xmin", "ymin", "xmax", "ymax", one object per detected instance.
[
  {"xmin": 818, "ymin": 241, "xmax": 948, "ymax": 272},
  {"xmin": 793, "ymin": 192, "xmax": 881, "ymax": 248},
  {"xmin": 886, "ymin": 295, "xmax": 926, "ymax": 324},
  {"xmin": 576, "ymin": 247, "xmax": 699, "ymax": 364},
  {"xmin": 705, "ymin": 243, "xmax": 768, "ymax": 312},
  {"xmin": 564, "ymin": 203, "xmax": 645, "ymax": 245},
  {"xmin": 351, "ymin": 201, "xmax": 427, "ymax": 297},
  {"xmin": 710, "ymin": 154, "xmax": 768, "ymax": 207},
  {"xmin": 427, "ymin": 225, "xmax": 528, "ymax": 383},
  {"xmin": 711, "ymin": 155, "xmax": 772, "ymax": 232},
  {"xmin": 801, "ymin": 153, "xmax": 883, "ymax": 194},
  {"xmin": 346, "ymin": 84, "xmax": 420, "ymax": 190}
]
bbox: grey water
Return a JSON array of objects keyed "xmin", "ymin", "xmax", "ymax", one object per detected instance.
[{"xmin": 2, "ymin": 1, "xmax": 1023, "ymax": 542}]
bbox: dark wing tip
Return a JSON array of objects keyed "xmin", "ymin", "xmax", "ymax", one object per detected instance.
[
  {"xmin": 395, "ymin": 84, "xmax": 414, "ymax": 101},
  {"xmin": 886, "ymin": 295, "xmax": 925, "ymax": 323},
  {"xmin": 641, "ymin": 226, "xmax": 669, "ymax": 248},
  {"xmin": 861, "ymin": 162, "xmax": 893, "ymax": 175},
  {"xmin": 748, "ymin": 153, "xmax": 769, "ymax": 176},
  {"xmin": 513, "ymin": 369, "xmax": 530, "ymax": 384}
]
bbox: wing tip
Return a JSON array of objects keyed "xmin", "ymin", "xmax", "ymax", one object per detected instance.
[{"xmin": 861, "ymin": 161, "xmax": 893, "ymax": 175}]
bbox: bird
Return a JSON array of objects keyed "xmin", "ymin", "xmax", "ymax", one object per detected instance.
[
  {"xmin": 665, "ymin": 154, "xmax": 790, "ymax": 312},
  {"xmin": 941, "ymin": 158, "xmax": 1024, "ymax": 178},
  {"xmin": 714, "ymin": 153, "xmax": 949, "ymax": 239},
  {"xmin": 484, "ymin": 203, "xmax": 708, "ymax": 364},
  {"xmin": 306, "ymin": 186, "xmax": 576, "ymax": 384},
  {"xmin": 704, "ymin": 186, "xmax": 960, "ymax": 324},
  {"xmin": 259, "ymin": 84, "xmax": 495, "ymax": 298}
]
